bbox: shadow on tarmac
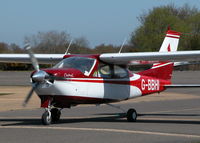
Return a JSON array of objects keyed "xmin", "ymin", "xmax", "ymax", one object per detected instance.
[{"xmin": 1, "ymin": 112, "xmax": 200, "ymax": 126}]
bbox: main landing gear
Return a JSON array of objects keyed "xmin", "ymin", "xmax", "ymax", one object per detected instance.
[
  {"xmin": 126, "ymin": 108, "xmax": 137, "ymax": 122},
  {"xmin": 106, "ymin": 103, "xmax": 138, "ymax": 122},
  {"xmin": 42, "ymin": 108, "xmax": 61, "ymax": 125}
]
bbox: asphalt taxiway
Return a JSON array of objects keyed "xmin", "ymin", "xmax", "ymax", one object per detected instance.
[
  {"xmin": 1, "ymin": 97, "xmax": 200, "ymax": 143},
  {"xmin": 1, "ymin": 71, "xmax": 200, "ymax": 143}
]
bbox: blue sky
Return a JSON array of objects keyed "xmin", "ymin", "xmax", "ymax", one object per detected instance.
[{"xmin": 0, "ymin": 0, "xmax": 200, "ymax": 48}]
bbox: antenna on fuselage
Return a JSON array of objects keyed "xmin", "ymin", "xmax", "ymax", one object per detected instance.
[
  {"xmin": 64, "ymin": 39, "xmax": 73, "ymax": 55},
  {"xmin": 118, "ymin": 38, "xmax": 127, "ymax": 53}
]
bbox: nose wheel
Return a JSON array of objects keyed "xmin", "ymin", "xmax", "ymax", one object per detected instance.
[
  {"xmin": 42, "ymin": 109, "xmax": 52, "ymax": 125},
  {"xmin": 41, "ymin": 108, "xmax": 61, "ymax": 125}
]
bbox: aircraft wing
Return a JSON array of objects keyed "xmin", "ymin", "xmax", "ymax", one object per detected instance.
[
  {"xmin": 99, "ymin": 51, "xmax": 200, "ymax": 65},
  {"xmin": 0, "ymin": 54, "xmax": 64, "ymax": 64}
]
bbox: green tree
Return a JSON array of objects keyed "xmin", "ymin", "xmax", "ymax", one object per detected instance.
[{"xmin": 130, "ymin": 4, "xmax": 200, "ymax": 51}]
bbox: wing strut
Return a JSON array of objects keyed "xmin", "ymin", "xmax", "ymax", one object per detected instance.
[{"xmin": 165, "ymin": 84, "xmax": 200, "ymax": 88}]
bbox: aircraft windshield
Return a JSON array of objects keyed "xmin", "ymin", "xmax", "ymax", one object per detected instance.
[{"xmin": 53, "ymin": 57, "xmax": 96, "ymax": 75}]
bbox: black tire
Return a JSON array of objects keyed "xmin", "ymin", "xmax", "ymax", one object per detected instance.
[
  {"xmin": 42, "ymin": 111, "xmax": 52, "ymax": 125},
  {"xmin": 127, "ymin": 108, "xmax": 137, "ymax": 122},
  {"xmin": 51, "ymin": 108, "xmax": 61, "ymax": 123}
]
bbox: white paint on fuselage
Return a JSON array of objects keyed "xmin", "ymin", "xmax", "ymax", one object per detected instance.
[{"xmin": 35, "ymin": 74, "xmax": 142, "ymax": 101}]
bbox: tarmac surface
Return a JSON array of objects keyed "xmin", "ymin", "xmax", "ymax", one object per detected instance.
[{"xmin": 1, "ymin": 71, "xmax": 200, "ymax": 143}]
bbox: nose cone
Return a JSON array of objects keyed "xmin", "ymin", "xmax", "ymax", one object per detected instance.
[{"xmin": 32, "ymin": 70, "xmax": 49, "ymax": 82}]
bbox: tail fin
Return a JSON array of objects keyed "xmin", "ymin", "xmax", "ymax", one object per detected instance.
[
  {"xmin": 159, "ymin": 29, "xmax": 181, "ymax": 52},
  {"xmin": 138, "ymin": 29, "xmax": 181, "ymax": 80}
]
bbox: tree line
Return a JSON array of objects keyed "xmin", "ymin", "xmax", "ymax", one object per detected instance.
[
  {"xmin": 1, "ymin": 4, "xmax": 200, "ymax": 70},
  {"xmin": 0, "ymin": 31, "xmax": 133, "ymax": 70}
]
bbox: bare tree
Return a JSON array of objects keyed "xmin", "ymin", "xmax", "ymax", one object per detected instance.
[
  {"xmin": 24, "ymin": 31, "xmax": 71, "ymax": 53},
  {"xmin": 0, "ymin": 42, "xmax": 11, "ymax": 53}
]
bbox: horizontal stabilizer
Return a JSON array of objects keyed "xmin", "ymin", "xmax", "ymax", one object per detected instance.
[{"xmin": 165, "ymin": 84, "xmax": 200, "ymax": 88}]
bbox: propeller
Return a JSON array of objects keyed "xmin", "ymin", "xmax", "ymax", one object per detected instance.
[
  {"xmin": 22, "ymin": 83, "xmax": 38, "ymax": 106},
  {"xmin": 22, "ymin": 45, "xmax": 66, "ymax": 106},
  {"xmin": 24, "ymin": 45, "xmax": 39, "ymax": 72},
  {"xmin": 23, "ymin": 45, "xmax": 51, "ymax": 106}
]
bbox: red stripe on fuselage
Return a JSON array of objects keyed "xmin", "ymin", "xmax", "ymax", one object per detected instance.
[{"xmin": 57, "ymin": 78, "xmax": 131, "ymax": 85}]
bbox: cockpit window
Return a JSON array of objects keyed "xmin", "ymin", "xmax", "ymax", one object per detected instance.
[{"xmin": 53, "ymin": 57, "xmax": 96, "ymax": 76}]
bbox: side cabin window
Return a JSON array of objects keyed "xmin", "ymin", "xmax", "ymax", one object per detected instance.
[
  {"xmin": 99, "ymin": 65, "xmax": 112, "ymax": 78},
  {"xmin": 114, "ymin": 65, "xmax": 129, "ymax": 78},
  {"xmin": 93, "ymin": 63, "xmax": 129, "ymax": 79}
]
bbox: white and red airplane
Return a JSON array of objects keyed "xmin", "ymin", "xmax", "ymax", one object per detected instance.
[{"xmin": 1, "ymin": 29, "xmax": 200, "ymax": 125}]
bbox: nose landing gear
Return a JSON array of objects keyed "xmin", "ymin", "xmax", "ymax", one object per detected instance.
[
  {"xmin": 42, "ymin": 109, "xmax": 51, "ymax": 125},
  {"xmin": 51, "ymin": 108, "xmax": 61, "ymax": 123},
  {"xmin": 41, "ymin": 108, "xmax": 61, "ymax": 125}
]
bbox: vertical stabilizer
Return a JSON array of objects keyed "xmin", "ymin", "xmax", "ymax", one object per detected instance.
[
  {"xmin": 138, "ymin": 29, "xmax": 181, "ymax": 80},
  {"xmin": 159, "ymin": 29, "xmax": 181, "ymax": 52}
]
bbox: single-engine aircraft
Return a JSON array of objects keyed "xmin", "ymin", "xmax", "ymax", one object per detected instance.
[{"xmin": 1, "ymin": 29, "xmax": 200, "ymax": 125}]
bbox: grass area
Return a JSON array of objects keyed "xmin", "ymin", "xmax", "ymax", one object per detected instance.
[{"xmin": 0, "ymin": 93, "xmax": 13, "ymax": 96}]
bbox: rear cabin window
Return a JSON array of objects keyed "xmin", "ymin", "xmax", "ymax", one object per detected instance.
[{"xmin": 93, "ymin": 64, "xmax": 128, "ymax": 79}]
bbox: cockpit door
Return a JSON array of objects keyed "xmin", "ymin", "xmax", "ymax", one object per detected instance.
[{"xmin": 88, "ymin": 64, "xmax": 131, "ymax": 100}]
